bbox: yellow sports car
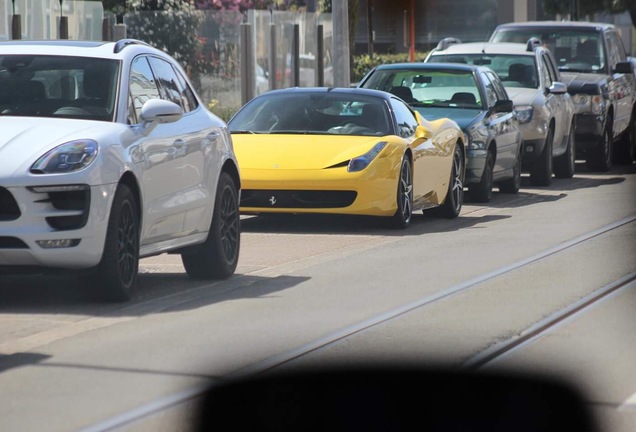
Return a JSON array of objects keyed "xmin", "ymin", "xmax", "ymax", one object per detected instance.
[{"xmin": 228, "ymin": 87, "xmax": 466, "ymax": 228}]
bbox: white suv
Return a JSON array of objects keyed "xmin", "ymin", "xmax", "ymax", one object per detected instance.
[
  {"xmin": 0, "ymin": 40, "xmax": 241, "ymax": 301},
  {"xmin": 427, "ymin": 39, "xmax": 576, "ymax": 186}
]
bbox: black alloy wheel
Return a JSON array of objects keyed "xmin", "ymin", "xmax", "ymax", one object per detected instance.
[
  {"xmin": 91, "ymin": 183, "xmax": 140, "ymax": 302},
  {"xmin": 182, "ymin": 172, "xmax": 240, "ymax": 279},
  {"xmin": 391, "ymin": 156, "xmax": 413, "ymax": 229},
  {"xmin": 436, "ymin": 144, "xmax": 464, "ymax": 219}
]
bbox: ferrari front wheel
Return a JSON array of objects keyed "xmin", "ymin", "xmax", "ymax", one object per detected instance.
[
  {"xmin": 390, "ymin": 156, "xmax": 413, "ymax": 229},
  {"xmin": 436, "ymin": 144, "xmax": 464, "ymax": 219}
]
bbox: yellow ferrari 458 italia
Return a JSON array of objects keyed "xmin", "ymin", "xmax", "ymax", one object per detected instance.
[{"xmin": 228, "ymin": 87, "xmax": 466, "ymax": 228}]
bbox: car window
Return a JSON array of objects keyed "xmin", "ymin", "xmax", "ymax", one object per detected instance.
[
  {"xmin": 540, "ymin": 55, "xmax": 553, "ymax": 88},
  {"xmin": 0, "ymin": 55, "xmax": 119, "ymax": 121},
  {"xmin": 480, "ymin": 71, "xmax": 498, "ymax": 107},
  {"xmin": 432, "ymin": 53, "xmax": 538, "ymax": 89},
  {"xmin": 543, "ymin": 51, "xmax": 560, "ymax": 82},
  {"xmin": 361, "ymin": 68, "xmax": 482, "ymax": 109},
  {"xmin": 229, "ymin": 92, "xmax": 391, "ymax": 136},
  {"xmin": 172, "ymin": 66, "xmax": 199, "ymax": 112},
  {"xmin": 484, "ymin": 71, "xmax": 508, "ymax": 100},
  {"xmin": 605, "ymin": 31, "xmax": 626, "ymax": 69},
  {"xmin": 129, "ymin": 56, "xmax": 161, "ymax": 124},
  {"xmin": 147, "ymin": 56, "xmax": 184, "ymax": 108},
  {"xmin": 389, "ymin": 98, "xmax": 418, "ymax": 138},
  {"xmin": 492, "ymin": 28, "xmax": 606, "ymax": 73}
]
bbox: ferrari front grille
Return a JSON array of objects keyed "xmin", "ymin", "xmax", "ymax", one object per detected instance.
[{"xmin": 241, "ymin": 190, "xmax": 357, "ymax": 209}]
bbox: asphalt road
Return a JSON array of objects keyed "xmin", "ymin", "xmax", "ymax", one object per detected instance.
[{"xmin": 0, "ymin": 161, "xmax": 635, "ymax": 432}]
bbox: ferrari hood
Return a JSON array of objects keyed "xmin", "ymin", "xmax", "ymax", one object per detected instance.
[
  {"xmin": 0, "ymin": 117, "xmax": 120, "ymax": 177},
  {"xmin": 233, "ymin": 134, "xmax": 389, "ymax": 170}
]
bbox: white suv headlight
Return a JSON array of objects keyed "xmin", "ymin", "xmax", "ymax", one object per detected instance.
[{"xmin": 31, "ymin": 140, "xmax": 98, "ymax": 174}]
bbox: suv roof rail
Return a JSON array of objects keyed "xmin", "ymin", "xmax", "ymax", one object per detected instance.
[
  {"xmin": 114, "ymin": 39, "xmax": 152, "ymax": 54},
  {"xmin": 436, "ymin": 37, "xmax": 462, "ymax": 51},
  {"xmin": 526, "ymin": 37, "xmax": 542, "ymax": 51}
]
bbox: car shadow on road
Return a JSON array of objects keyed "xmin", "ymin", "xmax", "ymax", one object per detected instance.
[
  {"xmin": 240, "ymin": 212, "xmax": 513, "ymax": 236},
  {"xmin": 0, "ymin": 272, "xmax": 310, "ymax": 315}
]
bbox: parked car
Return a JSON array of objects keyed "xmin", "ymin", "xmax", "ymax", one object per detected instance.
[
  {"xmin": 228, "ymin": 87, "xmax": 466, "ymax": 228},
  {"xmin": 490, "ymin": 21, "xmax": 636, "ymax": 170},
  {"xmin": 426, "ymin": 39, "xmax": 576, "ymax": 186},
  {"xmin": 0, "ymin": 39, "xmax": 241, "ymax": 301},
  {"xmin": 358, "ymin": 62, "xmax": 523, "ymax": 202},
  {"xmin": 284, "ymin": 53, "xmax": 334, "ymax": 87}
]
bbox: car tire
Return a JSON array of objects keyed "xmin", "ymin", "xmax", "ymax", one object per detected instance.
[
  {"xmin": 586, "ymin": 122, "xmax": 612, "ymax": 172},
  {"xmin": 91, "ymin": 183, "xmax": 139, "ymax": 302},
  {"xmin": 390, "ymin": 156, "xmax": 413, "ymax": 229},
  {"xmin": 435, "ymin": 144, "xmax": 464, "ymax": 219},
  {"xmin": 498, "ymin": 147, "xmax": 521, "ymax": 194},
  {"xmin": 614, "ymin": 112, "xmax": 635, "ymax": 165},
  {"xmin": 554, "ymin": 123, "xmax": 576, "ymax": 179},
  {"xmin": 530, "ymin": 127, "xmax": 553, "ymax": 186},
  {"xmin": 467, "ymin": 150, "xmax": 494, "ymax": 203},
  {"xmin": 182, "ymin": 172, "xmax": 240, "ymax": 279}
]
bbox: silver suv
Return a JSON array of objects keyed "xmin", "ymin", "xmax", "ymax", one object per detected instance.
[{"xmin": 426, "ymin": 39, "xmax": 576, "ymax": 186}]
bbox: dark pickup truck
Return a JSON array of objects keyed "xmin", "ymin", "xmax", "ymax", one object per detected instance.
[{"xmin": 490, "ymin": 21, "xmax": 636, "ymax": 170}]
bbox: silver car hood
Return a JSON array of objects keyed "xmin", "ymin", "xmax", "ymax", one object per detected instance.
[
  {"xmin": 0, "ymin": 117, "xmax": 119, "ymax": 177},
  {"xmin": 503, "ymin": 87, "xmax": 539, "ymax": 106}
]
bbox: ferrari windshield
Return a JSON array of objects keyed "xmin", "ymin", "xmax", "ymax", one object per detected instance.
[
  {"xmin": 0, "ymin": 55, "xmax": 119, "ymax": 121},
  {"xmin": 491, "ymin": 29, "xmax": 606, "ymax": 74},
  {"xmin": 361, "ymin": 68, "xmax": 483, "ymax": 109},
  {"xmin": 228, "ymin": 92, "xmax": 392, "ymax": 136}
]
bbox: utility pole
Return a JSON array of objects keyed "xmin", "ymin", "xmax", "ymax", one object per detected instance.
[
  {"xmin": 367, "ymin": 0, "xmax": 374, "ymax": 56},
  {"xmin": 333, "ymin": 0, "xmax": 351, "ymax": 87}
]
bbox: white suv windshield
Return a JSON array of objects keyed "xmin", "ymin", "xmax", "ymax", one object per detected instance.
[{"xmin": 0, "ymin": 55, "xmax": 120, "ymax": 121}]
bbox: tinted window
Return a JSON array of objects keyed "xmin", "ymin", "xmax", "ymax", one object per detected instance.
[
  {"xmin": 147, "ymin": 56, "xmax": 183, "ymax": 107},
  {"xmin": 129, "ymin": 56, "xmax": 160, "ymax": 123},
  {"xmin": 172, "ymin": 66, "xmax": 199, "ymax": 112},
  {"xmin": 492, "ymin": 28, "xmax": 606, "ymax": 73},
  {"xmin": 0, "ymin": 55, "xmax": 119, "ymax": 121},
  {"xmin": 229, "ymin": 93, "xmax": 391, "ymax": 136},
  {"xmin": 389, "ymin": 98, "xmax": 418, "ymax": 138}
]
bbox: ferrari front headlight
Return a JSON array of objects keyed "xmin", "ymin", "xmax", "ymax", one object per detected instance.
[
  {"xmin": 347, "ymin": 142, "xmax": 388, "ymax": 172},
  {"xmin": 31, "ymin": 140, "xmax": 98, "ymax": 174}
]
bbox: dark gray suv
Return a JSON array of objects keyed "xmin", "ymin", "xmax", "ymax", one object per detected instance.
[{"xmin": 490, "ymin": 21, "xmax": 636, "ymax": 171}]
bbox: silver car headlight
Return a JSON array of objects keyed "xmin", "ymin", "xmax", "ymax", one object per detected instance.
[
  {"xmin": 31, "ymin": 140, "xmax": 98, "ymax": 174},
  {"xmin": 514, "ymin": 106, "xmax": 534, "ymax": 124},
  {"xmin": 571, "ymin": 94, "xmax": 604, "ymax": 115},
  {"xmin": 347, "ymin": 142, "xmax": 387, "ymax": 172}
]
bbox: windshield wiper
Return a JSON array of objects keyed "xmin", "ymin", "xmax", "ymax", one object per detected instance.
[
  {"xmin": 269, "ymin": 130, "xmax": 327, "ymax": 135},
  {"xmin": 231, "ymin": 130, "xmax": 259, "ymax": 134}
]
